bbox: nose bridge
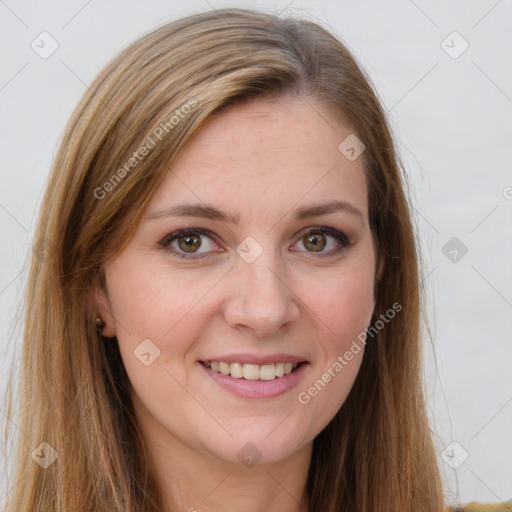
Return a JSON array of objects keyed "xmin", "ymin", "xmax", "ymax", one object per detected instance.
[
  {"xmin": 243, "ymin": 252, "xmax": 285, "ymax": 303},
  {"xmin": 224, "ymin": 237, "xmax": 299, "ymax": 336}
]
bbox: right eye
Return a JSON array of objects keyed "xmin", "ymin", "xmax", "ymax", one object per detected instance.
[{"xmin": 159, "ymin": 228, "xmax": 222, "ymax": 259}]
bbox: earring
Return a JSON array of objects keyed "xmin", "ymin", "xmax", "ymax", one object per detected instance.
[{"xmin": 95, "ymin": 316, "xmax": 105, "ymax": 330}]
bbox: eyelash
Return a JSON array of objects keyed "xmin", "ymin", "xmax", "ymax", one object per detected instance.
[{"xmin": 158, "ymin": 226, "xmax": 352, "ymax": 260}]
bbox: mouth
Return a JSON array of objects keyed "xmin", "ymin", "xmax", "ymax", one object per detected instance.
[
  {"xmin": 200, "ymin": 360, "xmax": 305, "ymax": 381},
  {"xmin": 199, "ymin": 358, "xmax": 309, "ymax": 399}
]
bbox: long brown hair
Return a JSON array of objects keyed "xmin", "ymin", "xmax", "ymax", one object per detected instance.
[{"xmin": 2, "ymin": 8, "xmax": 444, "ymax": 511}]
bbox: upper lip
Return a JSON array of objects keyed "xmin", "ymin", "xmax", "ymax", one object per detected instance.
[{"xmin": 200, "ymin": 353, "xmax": 308, "ymax": 365}]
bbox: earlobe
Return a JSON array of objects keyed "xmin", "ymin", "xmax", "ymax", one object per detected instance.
[{"xmin": 87, "ymin": 281, "xmax": 117, "ymax": 338}]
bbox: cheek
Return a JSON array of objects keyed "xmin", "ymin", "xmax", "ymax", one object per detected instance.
[
  {"xmin": 105, "ymin": 256, "xmax": 223, "ymax": 381},
  {"xmin": 313, "ymin": 254, "xmax": 375, "ymax": 347},
  {"xmin": 323, "ymin": 275, "xmax": 374, "ymax": 339},
  {"xmin": 106, "ymin": 257, "xmax": 208, "ymax": 337},
  {"xmin": 296, "ymin": 253, "xmax": 375, "ymax": 421}
]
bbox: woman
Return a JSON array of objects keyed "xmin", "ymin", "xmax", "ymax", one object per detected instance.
[{"xmin": 2, "ymin": 7, "xmax": 509, "ymax": 512}]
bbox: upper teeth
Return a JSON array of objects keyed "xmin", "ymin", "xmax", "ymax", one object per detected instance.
[{"xmin": 203, "ymin": 361, "xmax": 299, "ymax": 380}]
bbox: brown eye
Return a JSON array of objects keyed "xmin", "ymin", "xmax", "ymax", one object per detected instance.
[
  {"xmin": 178, "ymin": 234, "xmax": 202, "ymax": 253},
  {"xmin": 294, "ymin": 226, "xmax": 351, "ymax": 256},
  {"xmin": 303, "ymin": 232, "xmax": 326, "ymax": 252},
  {"xmin": 159, "ymin": 228, "xmax": 220, "ymax": 259}
]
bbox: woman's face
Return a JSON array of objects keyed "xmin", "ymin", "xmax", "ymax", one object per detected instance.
[{"xmin": 98, "ymin": 96, "xmax": 377, "ymax": 467}]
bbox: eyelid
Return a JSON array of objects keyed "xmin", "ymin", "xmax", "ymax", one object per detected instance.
[
  {"xmin": 159, "ymin": 227, "xmax": 218, "ymax": 248},
  {"xmin": 295, "ymin": 225, "xmax": 351, "ymax": 247}
]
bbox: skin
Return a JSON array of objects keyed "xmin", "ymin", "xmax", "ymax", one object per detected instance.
[{"xmin": 96, "ymin": 96, "xmax": 378, "ymax": 512}]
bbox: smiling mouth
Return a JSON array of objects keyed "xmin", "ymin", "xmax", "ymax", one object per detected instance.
[{"xmin": 200, "ymin": 361, "xmax": 305, "ymax": 381}]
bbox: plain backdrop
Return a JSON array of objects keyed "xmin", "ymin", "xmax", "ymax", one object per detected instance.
[{"xmin": 1, "ymin": 0, "xmax": 511, "ymax": 507}]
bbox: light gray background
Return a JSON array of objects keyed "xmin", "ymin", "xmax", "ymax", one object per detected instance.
[{"xmin": 1, "ymin": 0, "xmax": 511, "ymax": 507}]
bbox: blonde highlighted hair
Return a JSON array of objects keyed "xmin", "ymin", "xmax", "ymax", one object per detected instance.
[{"xmin": 2, "ymin": 8, "xmax": 444, "ymax": 511}]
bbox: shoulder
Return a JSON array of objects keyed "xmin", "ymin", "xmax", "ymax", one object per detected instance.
[{"xmin": 449, "ymin": 501, "xmax": 512, "ymax": 512}]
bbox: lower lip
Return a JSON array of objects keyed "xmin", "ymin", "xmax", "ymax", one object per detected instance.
[{"xmin": 200, "ymin": 362, "xmax": 309, "ymax": 399}]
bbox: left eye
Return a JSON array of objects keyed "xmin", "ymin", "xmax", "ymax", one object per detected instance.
[{"xmin": 293, "ymin": 226, "xmax": 351, "ymax": 255}]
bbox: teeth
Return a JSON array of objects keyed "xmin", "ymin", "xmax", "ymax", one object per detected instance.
[
  {"xmin": 243, "ymin": 364, "xmax": 260, "ymax": 380},
  {"xmin": 259, "ymin": 364, "xmax": 276, "ymax": 381},
  {"xmin": 230, "ymin": 362, "xmax": 243, "ymax": 379},
  {"xmin": 203, "ymin": 361, "xmax": 300, "ymax": 380}
]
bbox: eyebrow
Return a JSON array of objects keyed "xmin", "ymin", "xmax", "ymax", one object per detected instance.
[{"xmin": 145, "ymin": 200, "xmax": 365, "ymax": 225}]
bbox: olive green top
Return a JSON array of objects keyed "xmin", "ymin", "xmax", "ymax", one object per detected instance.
[{"xmin": 451, "ymin": 501, "xmax": 512, "ymax": 512}]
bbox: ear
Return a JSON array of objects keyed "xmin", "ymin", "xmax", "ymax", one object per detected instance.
[{"xmin": 87, "ymin": 277, "xmax": 117, "ymax": 338}]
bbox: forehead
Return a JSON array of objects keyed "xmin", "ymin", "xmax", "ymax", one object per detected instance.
[{"xmin": 149, "ymin": 96, "xmax": 368, "ymax": 221}]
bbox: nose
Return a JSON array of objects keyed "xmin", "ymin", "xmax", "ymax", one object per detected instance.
[{"xmin": 222, "ymin": 252, "xmax": 300, "ymax": 338}]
